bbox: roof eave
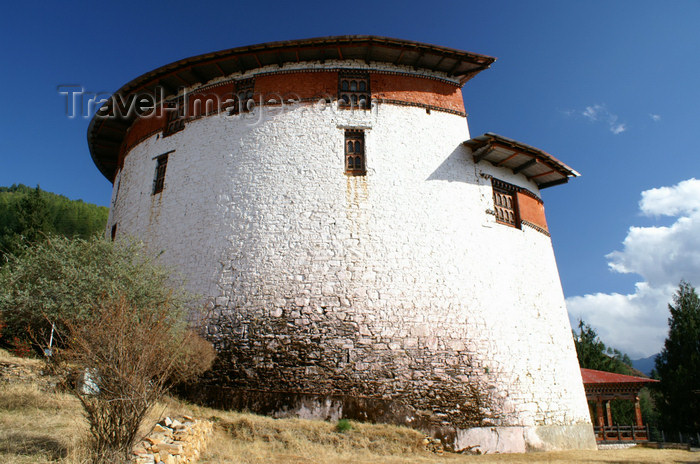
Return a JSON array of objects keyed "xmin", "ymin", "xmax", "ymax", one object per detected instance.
[
  {"xmin": 464, "ymin": 133, "xmax": 579, "ymax": 189},
  {"xmin": 89, "ymin": 35, "xmax": 497, "ymax": 182}
]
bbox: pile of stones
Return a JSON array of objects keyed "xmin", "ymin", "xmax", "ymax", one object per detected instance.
[
  {"xmin": 132, "ymin": 416, "xmax": 213, "ymax": 464},
  {"xmin": 423, "ymin": 436, "xmax": 445, "ymax": 454},
  {"xmin": 0, "ymin": 359, "xmax": 60, "ymax": 391}
]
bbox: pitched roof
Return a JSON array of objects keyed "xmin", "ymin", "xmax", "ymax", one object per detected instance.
[{"xmin": 580, "ymin": 368, "xmax": 659, "ymax": 385}]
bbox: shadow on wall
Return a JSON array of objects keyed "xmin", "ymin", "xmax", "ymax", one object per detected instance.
[{"xmin": 426, "ymin": 144, "xmax": 476, "ymax": 184}]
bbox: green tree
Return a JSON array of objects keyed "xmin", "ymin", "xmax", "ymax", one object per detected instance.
[
  {"xmin": 0, "ymin": 186, "xmax": 53, "ymax": 262},
  {"xmin": 654, "ymin": 280, "xmax": 700, "ymax": 432},
  {"xmin": 0, "ymin": 184, "xmax": 108, "ymax": 265},
  {"xmin": 15, "ymin": 186, "xmax": 53, "ymax": 242},
  {"xmin": 573, "ymin": 319, "xmax": 634, "ymax": 374}
]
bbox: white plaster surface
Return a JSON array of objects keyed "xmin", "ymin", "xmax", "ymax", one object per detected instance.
[{"xmin": 108, "ymin": 72, "xmax": 593, "ymax": 450}]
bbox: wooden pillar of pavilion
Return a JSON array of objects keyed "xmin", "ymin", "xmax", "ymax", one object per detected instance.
[
  {"xmin": 595, "ymin": 397, "xmax": 605, "ymax": 427},
  {"xmin": 634, "ymin": 395, "xmax": 643, "ymax": 427}
]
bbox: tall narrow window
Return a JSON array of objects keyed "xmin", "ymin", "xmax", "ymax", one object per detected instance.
[
  {"xmin": 338, "ymin": 71, "xmax": 370, "ymax": 109},
  {"xmin": 232, "ymin": 78, "xmax": 255, "ymax": 114},
  {"xmin": 492, "ymin": 179, "xmax": 519, "ymax": 228},
  {"xmin": 152, "ymin": 153, "xmax": 169, "ymax": 195},
  {"xmin": 345, "ymin": 130, "xmax": 366, "ymax": 175},
  {"xmin": 163, "ymin": 97, "xmax": 185, "ymax": 137},
  {"xmin": 110, "ymin": 223, "xmax": 118, "ymax": 241}
]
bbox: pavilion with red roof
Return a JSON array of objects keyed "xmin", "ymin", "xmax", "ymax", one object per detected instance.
[{"xmin": 580, "ymin": 368, "xmax": 659, "ymax": 442}]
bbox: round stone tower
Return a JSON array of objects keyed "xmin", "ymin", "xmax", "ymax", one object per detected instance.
[{"xmin": 88, "ymin": 36, "xmax": 596, "ymax": 453}]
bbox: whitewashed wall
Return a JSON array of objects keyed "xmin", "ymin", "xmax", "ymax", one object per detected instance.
[{"xmin": 108, "ymin": 68, "xmax": 594, "ymax": 451}]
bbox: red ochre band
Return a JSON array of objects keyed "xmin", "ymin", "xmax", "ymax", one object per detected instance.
[{"xmin": 116, "ymin": 70, "xmax": 465, "ymax": 170}]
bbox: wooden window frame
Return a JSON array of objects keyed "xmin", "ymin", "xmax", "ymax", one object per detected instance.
[
  {"xmin": 338, "ymin": 71, "xmax": 371, "ymax": 110},
  {"xmin": 231, "ymin": 78, "xmax": 255, "ymax": 114},
  {"xmin": 152, "ymin": 152, "xmax": 170, "ymax": 195},
  {"xmin": 163, "ymin": 97, "xmax": 185, "ymax": 137},
  {"xmin": 492, "ymin": 178, "xmax": 520, "ymax": 228},
  {"xmin": 345, "ymin": 130, "xmax": 366, "ymax": 176}
]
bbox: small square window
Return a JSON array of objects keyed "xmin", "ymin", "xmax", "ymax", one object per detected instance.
[
  {"xmin": 338, "ymin": 71, "xmax": 370, "ymax": 109},
  {"xmin": 492, "ymin": 179, "xmax": 519, "ymax": 228},
  {"xmin": 152, "ymin": 153, "xmax": 169, "ymax": 195},
  {"xmin": 345, "ymin": 130, "xmax": 366, "ymax": 176}
]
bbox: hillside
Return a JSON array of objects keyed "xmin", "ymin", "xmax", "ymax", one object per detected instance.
[
  {"xmin": 632, "ymin": 354, "xmax": 659, "ymax": 376},
  {"xmin": 0, "ymin": 184, "xmax": 108, "ymax": 260}
]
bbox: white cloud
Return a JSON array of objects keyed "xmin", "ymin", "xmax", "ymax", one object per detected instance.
[
  {"xmin": 650, "ymin": 114, "xmax": 661, "ymax": 122},
  {"xmin": 582, "ymin": 105, "xmax": 602, "ymax": 121},
  {"xmin": 566, "ymin": 178, "xmax": 700, "ymax": 358},
  {"xmin": 580, "ymin": 104, "xmax": 627, "ymax": 134},
  {"xmin": 610, "ymin": 123, "xmax": 626, "ymax": 134},
  {"xmin": 567, "ymin": 283, "xmax": 674, "ymax": 358},
  {"xmin": 639, "ymin": 178, "xmax": 700, "ymax": 217}
]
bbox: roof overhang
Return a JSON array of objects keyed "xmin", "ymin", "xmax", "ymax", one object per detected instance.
[
  {"xmin": 580, "ymin": 368, "xmax": 658, "ymax": 399},
  {"xmin": 463, "ymin": 133, "xmax": 580, "ymax": 189},
  {"xmin": 88, "ymin": 35, "xmax": 496, "ymax": 182}
]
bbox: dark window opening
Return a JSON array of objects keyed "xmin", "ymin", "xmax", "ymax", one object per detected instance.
[
  {"xmin": 163, "ymin": 97, "xmax": 185, "ymax": 137},
  {"xmin": 232, "ymin": 78, "xmax": 255, "ymax": 114},
  {"xmin": 492, "ymin": 178, "xmax": 520, "ymax": 228},
  {"xmin": 152, "ymin": 153, "xmax": 169, "ymax": 195},
  {"xmin": 110, "ymin": 223, "xmax": 118, "ymax": 241},
  {"xmin": 339, "ymin": 71, "xmax": 370, "ymax": 110},
  {"xmin": 345, "ymin": 130, "xmax": 366, "ymax": 176}
]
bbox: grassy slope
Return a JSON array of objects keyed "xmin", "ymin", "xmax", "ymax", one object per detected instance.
[{"xmin": 1, "ymin": 349, "xmax": 698, "ymax": 464}]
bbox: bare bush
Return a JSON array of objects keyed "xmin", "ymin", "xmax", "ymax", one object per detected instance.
[{"xmin": 59, "ymin": 294, "xmax": 215, "ymax": 463}]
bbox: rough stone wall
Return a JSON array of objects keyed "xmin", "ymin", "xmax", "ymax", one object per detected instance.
[{"xmin": 108, "ymin": 66, "xmax": 591, "ymax": 442}]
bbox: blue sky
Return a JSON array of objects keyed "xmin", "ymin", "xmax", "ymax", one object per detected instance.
[{"xmin": 1, "ymin": 1, "xmax": 699, "ymax": 357}]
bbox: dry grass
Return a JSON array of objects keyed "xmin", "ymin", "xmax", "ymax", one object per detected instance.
[
  {"xmin": 192, "ymin": 408, "xmax": 700, "ymax": 464},
  {"xmin": 0, "ymin": 381, "xmax": 87, "ymax": 463},
  {"xmin": 1, "ymin": 348, "xmax": 698, "ymax": 463}
]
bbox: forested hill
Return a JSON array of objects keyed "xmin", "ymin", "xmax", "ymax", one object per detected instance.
[{"xmin": 0, "ymin": 184, "xmax": 108, "ymax": 259}]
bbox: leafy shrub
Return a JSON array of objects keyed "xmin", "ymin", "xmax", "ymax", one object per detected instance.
[
  {"xmin": 336, "ymin": 419, "xmax": 352, "ymax": 433},
  {"xmin": 0, "ymin": 235, "xmax": 191, "ymax": 350}
]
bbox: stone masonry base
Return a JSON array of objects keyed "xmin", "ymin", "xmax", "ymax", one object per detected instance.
[{"xmin": 453, "ymin": 424, "xmax": 598, "ymax": 454}]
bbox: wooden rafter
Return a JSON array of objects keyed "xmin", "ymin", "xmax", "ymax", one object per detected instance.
[
  {"xmin": 528, "ymin": 170, "xmax": 556, "ymax": 180},
  {"xmin": 495, "ymin": 151, "xmax": 521, "ymax": 166},
  {"xmin": 471, "ymin": 144, "xmax": 492, "ymax": 163},
  {"xmin": 512, "ymin": 158, "xmax": 538, "ymax": 174}
]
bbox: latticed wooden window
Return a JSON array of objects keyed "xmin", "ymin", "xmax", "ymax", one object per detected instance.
[
  {"xmin": 345, "ymin": 130, "xmax": 365, "ymax": 175},
  {"xmin": 163, "ymin": 98, "xmax": 185, "ymax": 137},
  {"xmin": 152, "ymin": 154, "xmax": 169, "ymax": 195},
  {"xmin": 339, "ymin": 71, "xmax": 370, "ymax": 109},
  {"xmin": 232, "ymin": 78, "xmax": 255, "ymax": 114},
  {"xmin": 492, "ymin": 179, "xmax": 519, "ymax": 228}
]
